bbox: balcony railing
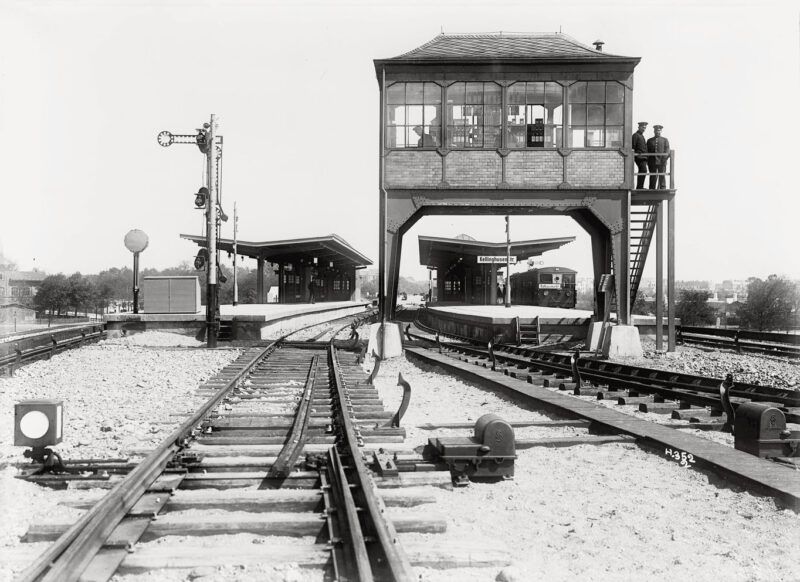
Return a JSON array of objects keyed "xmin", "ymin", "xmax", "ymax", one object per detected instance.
[{"xmin": 632, "ymin": 150, "xmax": 675, "ymax": 191}]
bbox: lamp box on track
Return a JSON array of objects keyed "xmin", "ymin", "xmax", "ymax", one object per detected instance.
[{"xmin": 14, "ymin": 399, "xmax": 63, "ymax": 448}]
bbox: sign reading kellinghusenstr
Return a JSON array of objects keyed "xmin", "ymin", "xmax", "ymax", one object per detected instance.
[{"xmin": 478, "ymin": 256, "xmax": 517, "ymax": 264}]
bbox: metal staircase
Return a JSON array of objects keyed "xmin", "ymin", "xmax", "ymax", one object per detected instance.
[
  {"xmin": 609, "ymin": 203, "xmax": 658, "ymax": 315},
  {"xmin": 629, "ymin": 204, "xmax": 658, "ymax": 301}
]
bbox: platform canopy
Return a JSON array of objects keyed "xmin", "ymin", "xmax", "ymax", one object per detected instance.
[
  {"xmin": 374, "ymin": 32, "xmax": 639, "ymax": 69},
  {"xmin": 181, "ymin": 234, "xmax": 372, "ymax": 268},
  {"xmin": 419, "ymin": 234, "xmax": 575, "ymax": 268}
]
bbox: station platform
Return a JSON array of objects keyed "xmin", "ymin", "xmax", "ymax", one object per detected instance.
[
  {"xmin": 416, "ymin": 304, "xmax": 593, "ymax": 344},
  {"xmin": 105, "ymin": 301, "xmax": 371, "ymax": 341}
]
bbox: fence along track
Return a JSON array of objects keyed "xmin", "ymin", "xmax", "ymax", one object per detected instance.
[{"xmin": 0, "ymin": 323, "xmax": 106, "ymax": 374}]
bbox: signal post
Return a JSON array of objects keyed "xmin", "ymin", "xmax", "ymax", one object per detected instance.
[{"xmin": 157, "ymin": 114, "xmax": 222, "ymax": 347}]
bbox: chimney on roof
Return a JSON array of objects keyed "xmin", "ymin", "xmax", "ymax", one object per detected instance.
[{"xmin": 593, "ymin": 40, "xmax": 604, "ymax": 51}]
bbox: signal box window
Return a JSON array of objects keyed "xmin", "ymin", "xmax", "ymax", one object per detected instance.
[
  {"xmin": 446, "ymin": 82, "xmax": 502, "ymax": 149},
  {"xmin": 568, "ymin": 82, "xmax": 624, "ymax": 148},
  {"xmin": 506, "ymin": 82, "xmax": 563, "ymax": 148},
  {"xmin": 386, "ymin": 82, "xmax": 441, "ymax": 148}
]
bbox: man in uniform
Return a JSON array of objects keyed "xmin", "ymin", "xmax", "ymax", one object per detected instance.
[
  {"xmin": 413, "ymin": 125, "xmax": 436, "ymax": 148},
  {"xmin": 632, "ymin": 121, "xmax": 648, "ymax": 188},
  {"xmin": 646, "ymin": 124, "xmax": 670, "ymax": 189}
]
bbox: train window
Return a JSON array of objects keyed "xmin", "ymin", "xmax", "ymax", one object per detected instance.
[
  {"xmin": 506, "ymin": 82, "xmax": 563, "ymax": 149},
  {"xmin": 334, "ymin": 280, "xmax": 341, "ymax": 291},
  {"xmin": 386, "ymin": 82, "xmax": 442, "ymax": 149},
  {"xmin": 539, "ymin": 273, "xmax": 553, "ymax": 284},
  {"xmin": 568, "ymin": 81, "xmax": 624, "ymax": 148},
  {"xmin": 447, "ymin": 82, "xmax": 502, "ymax": 149}
]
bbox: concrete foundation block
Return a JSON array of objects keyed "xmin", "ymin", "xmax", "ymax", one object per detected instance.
[
  {"xmin": 367, "ymin": 322, "xmax": 404, "ymax": 359},
  {"xmin": 601, "ymin": 325, "xmax": 643, "ymax": 358},
  {"xmin": 586, "ymin": 322, "xmax": 605, "ymax": 351}
]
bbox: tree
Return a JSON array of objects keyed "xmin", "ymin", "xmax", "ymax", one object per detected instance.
[
  {"xmin": 676, "ymin": 289, "xmax": 715, "ymax": 326},
  {"xmin": 738, "ymin": 275, "xmax": 799, "ymax": 331},
  {"xmin": 34, "ymin": 274, "xmax": 70, "ymax": 320},
  {"xmin": 67, "ymin": 273, "xmax": 93, "ymax": 316},
  {"xmin": 632, "ymin": 291, "xmax": 652, "ymax": 316}
]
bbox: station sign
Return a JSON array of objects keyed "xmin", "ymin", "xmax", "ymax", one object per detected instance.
[{"xmin": 478, "ymin": 256, "xmax": 517, "ymax": 264}]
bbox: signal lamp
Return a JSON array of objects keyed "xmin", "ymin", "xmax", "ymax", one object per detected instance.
[
  {"xmin": 194, "ymin": 187, "xmax": 208, "ymax": 209},
  {"xmin": 15, "ymin": 400, "xmax": 63, "ymax": 448},
  {"xmin": 194, "ymin": 249, "xmax": 208, "ymax": 270},
  {"xmin": 195, "ymin": 129, "xmax": 209, "ymax": 153}
]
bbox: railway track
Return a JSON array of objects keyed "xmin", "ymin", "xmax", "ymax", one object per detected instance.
[
  {"xmin": 408, "ymin": 323, "xmax": 800, "ymax": 423},
  {"xmin": 16, "ymin": 316, "xmax": 510, "ymax": 580},
  {"xmin": 402, "ymin": 325, "xmax": 800, "ymax": 507},
  {"xmin": 0, "ymin": 323, "xmax": 106, "ymax": 375}
]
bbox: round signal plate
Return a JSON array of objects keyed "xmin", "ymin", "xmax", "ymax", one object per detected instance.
[{"xmin": 20, "ymin": 410, "xmax": 49, "ymax": 439}]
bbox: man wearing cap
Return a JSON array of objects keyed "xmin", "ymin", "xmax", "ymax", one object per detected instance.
[
  {"xmin": 632, "ymin": 122, "xmax": 648, "ymax": 189},
  {"xmin": 646, "ymin": 125, "xmax": 670, "ymax": 189}
]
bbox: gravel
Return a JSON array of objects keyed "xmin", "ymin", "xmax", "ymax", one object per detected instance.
[
  {"xmin": 371, "ymin": 354, "xmax": 800, "ymax": 582},
  {"xmin": 0, "ymin": 332, "xmax": 241, "ymax": 580},
  {"xmin": 609, "ymin": 339, "xmax": 800, "ymax": 389},
  {"xmin": 3, "ymin": 330, "xmax": 798, "ymax": 581}
]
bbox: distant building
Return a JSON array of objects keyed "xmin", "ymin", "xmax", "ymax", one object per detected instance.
[
  {"xmin": 0, "ymin": 270, "xmax": 47, "ymax": 306},
  {"xmin": 676, "ymin": 280, "xmax": 712, "ymax": 291}
]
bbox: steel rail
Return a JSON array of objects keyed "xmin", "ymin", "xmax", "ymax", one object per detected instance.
[
  {"xmin": 280, "ymin": 308, "xmax": 378, "ymax": 343},
  {"xmin": 329, "ymin": 446, "xmax": 373, "ymax": 582},
  {"xmin": 18, "ymin": 342, "xmax": 278, "ymax": 582},
  {"xmin": 680, "ymin": 326, "xmax": 800, "ymax": 346},
  {"xmin": 407, "ymin": 327, "xmax": 799, "ymax": 408},
  {"xmin": 265, "ymin": 355, "xmax": 319, "ymax": 480},
  {"xmin": 329, "ymin": 345, "xmax": 416, "ymax": 581}
]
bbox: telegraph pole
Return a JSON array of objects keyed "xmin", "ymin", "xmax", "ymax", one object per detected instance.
[
  {"xmin": 505, "ymin": 215, "xmax": 511, "ymax": 308},
  {"xmin": 233, "ymin": 202, "xmax": 239, "ymax": 306}
]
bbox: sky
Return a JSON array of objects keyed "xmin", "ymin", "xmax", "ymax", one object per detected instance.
[{"xmin": 0, "ymin": 0, "xmax": 798, "ymax": 284}]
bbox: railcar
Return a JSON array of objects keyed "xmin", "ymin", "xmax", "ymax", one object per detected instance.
[{"xmin": 510, "ymin": 266, "xmax": 577, "ymax": 308}]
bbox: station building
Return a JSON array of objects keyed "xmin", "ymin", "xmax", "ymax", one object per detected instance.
[
  {"xmin": 181, "ymin": 234, "xmax": 372, "ymax": 304},
  {"xmin": 418, "ymin": 233, "xmax": 574, "ymax": 304}
]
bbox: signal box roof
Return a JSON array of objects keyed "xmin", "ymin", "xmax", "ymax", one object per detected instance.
[
  {"xmin": 181, "ymin": 234, "xmax": 372, "ymax": 268},
  {"xmin": 419, "ymin": 234, "xmax": 575, "ymax": 268},
  {"xmin": 375, "ymin": 32, "xmax": 639, "ymax": 69}
]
